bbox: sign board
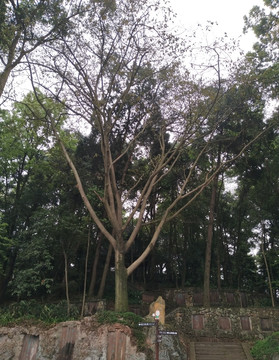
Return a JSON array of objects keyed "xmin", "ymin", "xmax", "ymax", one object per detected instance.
[
  {"xmin": 158, "ymin": 331, "xmax": 178, "ymax": 335},
  {"xmin": 138, "ymin": 322, "xmax": 156, "ymax": 327}
]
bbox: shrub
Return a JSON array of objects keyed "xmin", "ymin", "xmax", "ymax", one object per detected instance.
[
  {"xmin": 97, "ymin": 311, "xmax": 147, "ymax": 351},
  {"xmin": 97, "ymin": 310, "xmax": 143, "ymax": 327},
  {"xmin": 251, "ymin": 332, "xmax": 279, "ymax": 360},
  {"xmin": 0, "ymin": 300, "xmax": 79, "ymax": 326}
]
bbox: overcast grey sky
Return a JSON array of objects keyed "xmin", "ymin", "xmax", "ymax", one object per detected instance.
[{"xmin": 169, "ymin": 0, "xmax": 264, "ymax": 51}]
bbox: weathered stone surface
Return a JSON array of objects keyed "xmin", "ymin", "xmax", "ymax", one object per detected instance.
[
  {"xmin": 0, "ymin": 318, "xmax": 146, "ymax": 360},
  {"xmin": 0, "ymin": 327, "xmax": 26, "ymax": 360},
  {"xmin": 166, "ymin": 307, "xmax": 279, "ymax": 341},
  {"xmin": 159, "ymin": 334, "xmax": 187, "ymax": 360},
  {"xmin": 144, "ymin": 323, "xmax": 187, "ymax": 360}
]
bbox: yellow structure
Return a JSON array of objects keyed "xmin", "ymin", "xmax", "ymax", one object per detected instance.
[{"xmin": 149, "ymin": 296, "xmax": 165, "ymax": 325}]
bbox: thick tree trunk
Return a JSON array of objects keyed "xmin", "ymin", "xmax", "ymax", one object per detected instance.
[
  {"xmin": 203, "ymin": 175, "xmax": 218, "ymax": 307},
  {"xmin": 115, "ymin": 249, "xmax": 128, "ymax": 312}
]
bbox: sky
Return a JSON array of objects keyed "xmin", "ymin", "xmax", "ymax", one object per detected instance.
[
  {"xmin": 169, "ymin": 0, "xmax": 264, "ymax": 52},
  {"xmin": 167, "ymin": 0, "xmax": 266, "ymax": 195},
  {"xmin": 9, "ymin": 0, "xmax": 266, "ymax": 105}
]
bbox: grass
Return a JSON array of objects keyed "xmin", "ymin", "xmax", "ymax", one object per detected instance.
[{"xmin": 251, "ymin": 332, "xmax": 279, "ymax": 360}]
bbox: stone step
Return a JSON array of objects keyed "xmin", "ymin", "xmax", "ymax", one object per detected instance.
[{"xmin": 190, "ymin": 342, "xmax": 253, "ymax": 360}]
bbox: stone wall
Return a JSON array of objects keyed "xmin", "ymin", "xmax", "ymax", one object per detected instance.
[
  {"xmin": 0, "ymin": 318, "xmax": 146, "ymax": 360},
  {"xmin": 0, "ymin": 316, "xmax": 187, "ymax": 360},
  {"xmin": 142, "ymin": 288, "xmax": 270, "ymax": 309},
  {"xmin": 167, "ymin": 307, "xmax": 279, "ymax": 340}
]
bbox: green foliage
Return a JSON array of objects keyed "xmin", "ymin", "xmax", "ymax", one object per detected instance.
[
  {"xmin": 38, "ymin": 301, "xmax": 80, "ymax": 323},
  {"xmin": 0, "ymin": 300, "xmax": 80, "ymax": 326},
  {"xmin": 251, "ymin": 332, "xmax": 279, "ymax": 360},
  {"xmin": 244, "ymin": 1, "xmax": 279, "ymax": 98},
  {"xmin": 132, "ymin": 328, "xmax": 147, "ymax": 352},
  {"xmin": 0, "ymin": 221, "xmax": 14, "ymax": 276},
  {"xmin": 97, "ymin": 310, "xmax": 143, "ymax": 327},
  {"xmin": 0, "ymin": 91, "xmax": 84, "ymax": 303},
  {"xmin": 8, "ymin": 236, "xmax": 54, "ymax": 299},
  {"xmin": 128, "ymin": 288, "xmax": 142, "ymax": 304},
  {"xmin": 0, "ymin": 0, "xmax": 72, "ymax": 53},
  {"xmin": 0, "ymin": 311, "xmax": 14, "ymax": 326},
  {"xmin": 97, "ymin": 311, "xmax": 146, "ymax": 350}
]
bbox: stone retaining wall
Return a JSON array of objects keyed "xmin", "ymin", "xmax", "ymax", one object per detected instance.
[
  {"xmin": 142, "ymin": 288, "xmax": 272, "ymax": 308},
  {"xmin": 0, "ymin": 319, "xmax": 146, "ymax": 360},
  {"xmin": 167, "ymin": 307, "xmax": 279, "ymax": 340}
]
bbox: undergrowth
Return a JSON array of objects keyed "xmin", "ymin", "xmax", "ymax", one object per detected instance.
[
  {"xmin": 96, "ymin": 311, "xmax": 147, "ymax": 351},
  {"xmin": 0, "ymin": 299, "xmax": 79, "ymax": 326},
  {"xmin": 251, "ymin": 332, "xmax": 279, "ymax": 360}
]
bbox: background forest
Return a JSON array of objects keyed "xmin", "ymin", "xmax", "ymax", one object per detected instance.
[{"xmin": 0, "ymin": 0, "xmax": 279, "ymax": 313}]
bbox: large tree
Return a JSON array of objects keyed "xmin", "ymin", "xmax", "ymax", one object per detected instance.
[{"xmin": 27, "ymin": 0, "xmax": 272, "ymax": 311}]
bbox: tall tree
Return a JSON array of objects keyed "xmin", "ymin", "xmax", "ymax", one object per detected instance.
[
  {"xmin": 0, "ymin": 94, "xmax": 51, "ymax": 300},
  {"xmin": 243, "ymin": 0, "xmax": 279, "ymax": 301},
  {"xmin": 0, "ymin": 91, "xmax": 79, "ymax": 301},
  {"xmin": 28, "ymin": 0, "xmax": 271, "ymax": 311},
  {"xmin": 196, "ymin": 75, "xmax": 266, "ymax": 306},
  {"xmin": 244, "ymin": 0, "xmax": 279, "ymax": 99}
]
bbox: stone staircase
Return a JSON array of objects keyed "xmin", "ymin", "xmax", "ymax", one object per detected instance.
[{"xmin": 189, "ymin": 341, "xmax": 254, "ymax": 360}]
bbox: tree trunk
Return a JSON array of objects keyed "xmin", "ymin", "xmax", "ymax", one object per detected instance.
[
  {"xmin": 63, "ymin": 249, "xmax": 70, "ymax": 316},
  {"xmin": 88, "ymin": 233, "xmax": 102, "ymax": 299},
  {"xmin": 81, "ymin": 226, "xmax": 91, "ymax": 317},
  {"xmin": 216, "ymin": 225, "xmax": 222, "ymax": 292},
  {"xmin": 216, "ymin": 244, "xmax": 222, "ymax": 292},
  {"xmin": 0, "ymin": 68, "xmax": 12, "ymax": 98},
  {"xmin": 261, "ymin": 225, "xmax": 275, "ymax": 308},
  {"xmin": 203, "ymin": 175, "xmax": 218, "ymax": 307},
  {"xmin": 0, "ymin": 250, "xmax": 17, "ymax": 303},
  {"xmin": 115, "ymin": 249, "xmax": 128, "ymax": 312},
  {"xmin": 97, "ymin": 243, "xmax": 113, "ymax": 298},
  {"xmin": 181, "ymin": 225, "xmax": 190, "ymax": 289}
]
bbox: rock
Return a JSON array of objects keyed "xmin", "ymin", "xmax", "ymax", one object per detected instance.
[
  {"xmin": 159, "ymin": 334, "xmax": 187, "ymax": 360},
  {"xmin": 149, "ymin": 296, "xmax": 166, "ymax": 325},
  {"xmin": 144, "ymin": 325, "xmax": 187, "ymax": 360}
]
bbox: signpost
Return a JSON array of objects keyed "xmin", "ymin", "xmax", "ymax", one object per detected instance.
[
  {"xmin": 138, "ymin": 310, "xmax": 177, "ymax": 360},
  {"xmin": 154, "ymin": 310, "xmax": 160, "ymax": 360}
]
